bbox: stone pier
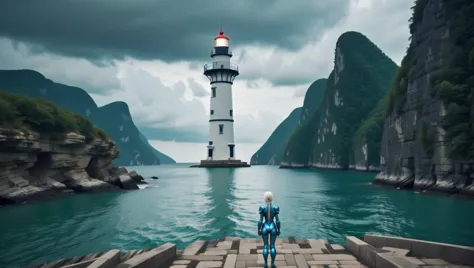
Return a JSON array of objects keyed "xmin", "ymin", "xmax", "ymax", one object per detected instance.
[{"xmin": 28, "ymin": 235, "xmax": 474, "ymax": 268}]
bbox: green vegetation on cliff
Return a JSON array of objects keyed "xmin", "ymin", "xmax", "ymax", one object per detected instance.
[
  {"xmin": 251, "ymin": 78, "xmax": 327, "ymax": 165},
  {"xmin": 388, "ymin": 0, "xmax": 474, "ymax": 159},
  {"xmin": 281, "ymin": 32, "xmax": 397, "ymax": 168},
  {"xmin": 313, "ymin": 32, "xmax": 397, "ymax": 168},
  {"xmin": 0, "ymin": 91, "xmax": 107, "ymax": 141},
  {"xmin": 352, "ymin": 96, "xmax": 387, "ymax": 167},
  {"xmin": 250, "ymin": 107, "xmax": 302, "ymax": 165},
  {"xmin": 0, "ymin": 70, "xmax": 175, "ymax": 165},
  {"xmin": 431, "ymin": 0, "xmax": 474, "ymax": 159}
]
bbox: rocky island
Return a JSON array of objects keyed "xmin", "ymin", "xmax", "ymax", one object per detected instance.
[{"xmin": 0, "ymin": 92, "xmax": 147, "ymax": 206}]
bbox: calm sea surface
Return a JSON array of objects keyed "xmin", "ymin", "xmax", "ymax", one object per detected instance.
[{"xmin": 1, "ymin": 164, "xmax": 474, "ymax": 268}]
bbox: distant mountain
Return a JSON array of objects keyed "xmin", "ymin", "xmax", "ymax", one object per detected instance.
[
  {"xmin": 281, "ymin": 31, "xmax": 398, "ymax": 169},
  {"xmin": 0, "ymin": 69, "xmax": 176, "ymax": 166},
  {"xmin": 299, "ymin": 79, "xmax": 327, "ymax": 123},
  {"xmin": 251, "ymin": 78, "xmax": 327, "ymax": 166},
  {"xmin": 250, "ymin": 107, "xmax": 302, "ymax": 165}
]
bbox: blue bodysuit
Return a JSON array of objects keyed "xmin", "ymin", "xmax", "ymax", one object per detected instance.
[{"xmin": 257, "ymin": 203, "xmax": 280, "ymax": 268}]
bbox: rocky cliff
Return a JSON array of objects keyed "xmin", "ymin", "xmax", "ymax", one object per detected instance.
[
  {"xmin": 250, "ymin": 107, "xmax": 302, "ymax": 165},
  {"xmin": 0, "ymin": 69, "xmax": 175, "ymax": 166},
  {"xmin": 374, "ymin": 0, "xmax": 474, "ymax": 196},
  {"xmin": 250, "ymin": 78, "xmax": 326, "ymax": 165},
  {"xmin": 281, "ymin": 32, "xmax": 398, "ymax": 169},
  {"xmin": 0, "ymin": 93, "xmax": 149, "ymax": 206}
]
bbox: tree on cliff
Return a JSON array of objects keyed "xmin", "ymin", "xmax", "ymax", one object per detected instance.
[{"xmin": 0, "ymin": 91, "xmax": 108, "ymax": 141}]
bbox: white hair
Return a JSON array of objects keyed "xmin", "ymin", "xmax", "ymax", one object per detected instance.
[{"xmin": 264, "ymin": 191, "xmax": 273, "ymax": 203}]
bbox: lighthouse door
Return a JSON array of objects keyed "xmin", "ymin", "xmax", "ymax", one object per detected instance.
[
  {"xmin": 228, "ymin": 145, "xmax": 235, "ymax": 159},
  {"xmin": 208, "ymin": 148, "xmax": 213, "ymax": 159}
]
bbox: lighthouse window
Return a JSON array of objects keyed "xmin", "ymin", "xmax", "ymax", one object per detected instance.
[
  {"xmin": 229, "ymin": 110, "xmax": 233, "ymax": 117},
  {"xmin": 219, "ymin": 124, "xmax": 224, "ymax": 134},
  {"xmin": 211, "ymin": 87, "xmax": 216, "ymax": 97},
  {"xmin": 210, "ymin": 109, "xmax": 214, "ymax": 115}
]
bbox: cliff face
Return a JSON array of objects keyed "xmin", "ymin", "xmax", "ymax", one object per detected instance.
[
  {"xmin": 250, "ymin": 107, "xmax": 302, "ymax": 165},
  {"xmin": 375, "ymin": 0, "xmax": 474, "ymax": 196},
  {"xmin": 281, "ymin": 32, "xmax": 398, "ymax": 169},
  {"xmin": 251, "ymin": 78, "xmax": 326, "ymax": 165},
  {"xmin": 299, "ymin": 79, "xmax": 327, "ymax": 123},
  {"xmin": 0, "ymin": 69, "xmax": 175, "ymax": 166},
  {"xmin": 0, "ymin": 128, "xmax": 148, "ymax": 206},
  {"xmin": 280, "ymin": 79, "xmax": 327, "ymax": 167}
]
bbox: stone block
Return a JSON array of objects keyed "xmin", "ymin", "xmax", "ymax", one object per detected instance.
[
  {"xmin": 307, "ymin": 260, "xmax": 339, "ymax": 265},
  {"xmin": 62, "ymin": 259, "xmax": 98, "ymax": 268},
  {"xmin": 421, "ymin": 258, "xmax": 449, "ymax": 265},
  {"xmin": 381, "ymin": 247, "xmax": 409, "ymax": 256},
  {"xmin": 346, "ymin": 236, "xmax": 367, "ymax": 256},
  {"xmin": 182, "ymin": 240, "xmax": 207, "ymax": 256},
  {"xmin": 172, "ymin": 260, "xmax": 191, "ymax": 265},
  {"xmin": 217, "ymin": 241, "xmax": 233, "ymax": 249},
  {"xmin": 282, "ymin": 243, "xmax": 300, "ymax": 249},
  {"xmin": 116, "ymin": 243, "xmax": 176, "ymax": 268},
  {"xmin": 308, "ymin": 239, "xmax": 327, "ymax": 250},
  {"xmin": 169, "ymin": 266, "xmax": 187, "ymax": 268},
  {"xmin": 311, "ymin": 254, "xmax": 356, "ymax": 261},
  {"xmin": 365, "ymin": 234, "xmax": 474, "ymax": 266},
  {"xmin": 87, "ymin": 249, "xmax": 121, "ymax": 268},
  {"xmin": 224, "ymin": 236, "xmax": 241, "ymax": 241},
  {"xmin": 235, "ymin": 260, "xmax": 246, "ymax": 268},
  {"xmin": 339, "ymin": 260, "xmax": 362, "ymax": 265},
  {"xmin": 293, "ymin": 248, "xmax": 323, "ymax": 254},
  {"xmin": 331, "ymin": 244, "xmax": 345, "ymax": 251},
  {"xmin": 375, "ymin": 252, "xmax": 421, "ymax": 268},
  {"xmin": 203, "ymin": 249, "xmax": 227, "ymax": 255},
  {"xmin": 404, "ymin": 257, "xmax": 425, "ymax": 265},
  {"xmin": 284, "ymin": 253, "xmax": 296, "ymax": 266},
  {"xmin": 236, "ymin": 254, "xmax": 258, "ymax": 261},
  {"xmin": 223, "ymin": 254, "xmax": 237, "ymax": 268},
  {"xmin": 196, "ymin": 261, "xmax": 222, "ymax": 268},
  {"xmin": 294, "ymin": 254, "xmax": 309, "ymax": 268},
  {"xmin": 180, "ymin": 255, "xmax": 224, "ymax": 261},
  {"xmin": 346, "ymin": 236, "xmax": 380, "ymax": 267}
]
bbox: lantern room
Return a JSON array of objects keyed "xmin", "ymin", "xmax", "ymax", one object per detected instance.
[{"xmin": 214, "ymin": 31, "xmax": 229, "ymax": 47}]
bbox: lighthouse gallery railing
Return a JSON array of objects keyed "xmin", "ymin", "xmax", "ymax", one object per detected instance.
[{"xmin": 204, "ymin": 61, "xmax": 239, "ymax": 72}]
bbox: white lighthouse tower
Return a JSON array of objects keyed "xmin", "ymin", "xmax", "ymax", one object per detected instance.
[{"xmin": 193, "ymin": 30, "xmax": 249, "ymax": 168}]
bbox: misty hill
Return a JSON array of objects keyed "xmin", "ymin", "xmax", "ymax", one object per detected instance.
[
  {"xmin": 250, "ymin": 78, "xmax": 327, "ymax": 165},
  {"xmin": 0, "ymin": 69, "xmax": 176, "ymax": 166},
  {"xmin": 280, "ymin": 31, "xmax": 398, "ymax": 169}
]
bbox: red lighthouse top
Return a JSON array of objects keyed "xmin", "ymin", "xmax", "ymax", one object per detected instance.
[{"xmin": 214, "ymin": 30, "xmax": 229, "ymax": 47}]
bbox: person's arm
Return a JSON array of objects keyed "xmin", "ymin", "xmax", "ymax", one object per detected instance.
[
  {"xmin": 275, "ymin": 206, "xmax": 281, "ymax": 236},
  {"xmin": 257, "ymin": 206, "xmax": 263, "ymax": 235}
]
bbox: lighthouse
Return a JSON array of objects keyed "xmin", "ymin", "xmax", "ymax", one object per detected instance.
[{"xmin": 192, "ymin": 30, "xmax": 249, "ymax": 168}]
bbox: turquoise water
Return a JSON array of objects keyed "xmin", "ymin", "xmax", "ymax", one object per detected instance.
[{"xmin": 1, "ymin": 164, "xmax": 474, "ymax": 268}]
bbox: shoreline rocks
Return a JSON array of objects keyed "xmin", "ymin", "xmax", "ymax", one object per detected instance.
[{"xmin": 0, "ymin": 127, "xmax": 146, "ymax": 207}]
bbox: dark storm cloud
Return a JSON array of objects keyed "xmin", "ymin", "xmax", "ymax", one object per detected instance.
[{"xmin": 0, "ymin": 0, "xmax": 350, "ymax": 63}]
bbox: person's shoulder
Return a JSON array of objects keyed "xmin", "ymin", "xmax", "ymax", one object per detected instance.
[
  {"xmin": 273, "ymin": 205, "xmax": 280, "ymax": 214},
  {"xmin": 259, "ymin": 205, "xmax": 266, "ymax": 213}
]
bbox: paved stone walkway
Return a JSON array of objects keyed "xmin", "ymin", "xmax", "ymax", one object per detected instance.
[{"xmin": 170, "ymin": 237, "xmax": 367, "ymax": 268}]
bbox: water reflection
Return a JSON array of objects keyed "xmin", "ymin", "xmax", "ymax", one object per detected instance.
[
  {"xmin": 203, "ymin": 168, "xmax": 237, "ymax": 238},
  {"xmin": 0, "ymin": 192, "xmax": 122, "ymax": 268}
]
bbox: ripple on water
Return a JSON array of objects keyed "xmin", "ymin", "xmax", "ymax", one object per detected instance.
[{"xmin": 1, "ymin": 165, "xmax": 474, "ymax": 268}]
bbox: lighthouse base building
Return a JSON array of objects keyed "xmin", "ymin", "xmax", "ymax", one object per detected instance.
[{"xmin": 191, "ymin": 30, "xmax": 249, "ymax": 168}]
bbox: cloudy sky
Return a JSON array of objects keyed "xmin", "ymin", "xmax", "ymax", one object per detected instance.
[{"xmin": 0, "ymin": 0, "xmax": 412, "ymax": 147}]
